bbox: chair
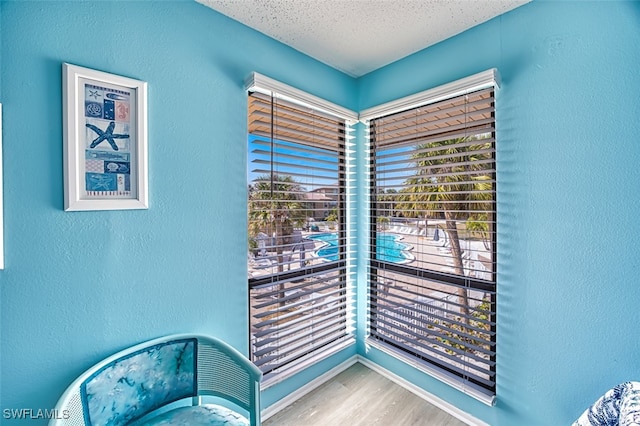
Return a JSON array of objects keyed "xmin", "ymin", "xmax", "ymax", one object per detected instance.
[{"xmin": 50, "ymin": 334, "xmax": 262, "ymax": 426}]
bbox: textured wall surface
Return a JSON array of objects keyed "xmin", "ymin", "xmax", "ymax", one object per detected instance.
[
  {"xmin": 358, "ymin": 1, "xmax": 640, "ymax": 424},
  {"xmin": 0, "ymin": 0, "xmax": 355, "ymax": 418},
  {"xmin": 1, "ymin": 1, "xmax": 640, "ymax": 425}
]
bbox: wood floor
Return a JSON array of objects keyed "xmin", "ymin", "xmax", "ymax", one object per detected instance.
[{"xmin": 263, "ymin": 362, "xmax": 468, "ymax": 426}]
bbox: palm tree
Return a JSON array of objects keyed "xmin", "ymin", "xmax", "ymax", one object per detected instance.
[
  {"xmin": 375, "ymin": 188, "xmax": 398, "ymax": 218},
  {"xmin": 395, "ymin": 186, "xmax": 435, "ymax": 232},
  {"xmin": 466, "ymin": 212, "xmax": 492, "ymax": 251},
  {"xmin": 396, "ymin": 136, "xmax": 493, "ymax": 319},
  {"xmin": 248, "ymin": 174, "xmax": 306, "ymax": 273}
]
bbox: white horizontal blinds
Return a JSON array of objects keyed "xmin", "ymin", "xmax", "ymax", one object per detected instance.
[
  {"xmin": 368, "ymin": 78, "xmax": 497, "ymax": 398},
  {"xmin": 247, "ymin": 90, "xmax": 354, "ymax": 380}
]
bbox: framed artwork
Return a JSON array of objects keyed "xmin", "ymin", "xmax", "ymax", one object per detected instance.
[{"xmin": 63, "ymin": 63, "xmax": 148, "ymax": 211}]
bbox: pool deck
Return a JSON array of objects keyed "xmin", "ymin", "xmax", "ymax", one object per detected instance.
[{"xmin": 249, "ymin": 225, "xmax": 491, "ymax": 280}]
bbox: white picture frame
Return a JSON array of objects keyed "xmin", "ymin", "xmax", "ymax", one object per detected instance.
[
  {"xmin": 0, "ymin": 103, "xmax": 4, "ymax": 269},
  {"xmin": 63, "ymin": 63, "xmax": 148, "ymax": 211}
]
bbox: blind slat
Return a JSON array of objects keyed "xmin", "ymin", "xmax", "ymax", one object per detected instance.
[
  {"xmin": 373, "ymin": 95, "xmax": 494, "ymax": 134},
  {"xmin": 251, "ymin": 137, "xmax": 348, "ymax": 159}
]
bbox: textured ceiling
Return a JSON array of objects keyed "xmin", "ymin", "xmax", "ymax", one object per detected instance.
[{"xmin": 198, "ymin": 0, "xmax": 530, "ymax": 77}]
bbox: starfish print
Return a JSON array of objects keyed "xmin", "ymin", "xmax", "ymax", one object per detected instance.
[
  {"xmin": 88, "ymin": 90, "xmax": 100, "ymax": 99},
  {"xmin": 88, "ymin": 174, "xmax": 114, "ymax": 191},
  {"xmin": 86, "ymin": 122, "xmax": 129, "ymax": 151}
]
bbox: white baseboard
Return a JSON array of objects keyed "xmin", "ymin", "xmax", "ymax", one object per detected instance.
[
  {"xmin": 356, "ymin": 356, "xmax": 489, "ymax": 426},
  {"xmin": 261, "ymin": 356, "xmax": 359, "ymax": 421},
  {"xmin": 261, "ymin": 356, "xmax": 488, "ymax": 426}
]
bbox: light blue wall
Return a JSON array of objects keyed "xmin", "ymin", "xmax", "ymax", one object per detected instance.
[
  {"xmin": 358, "ymin": 1, "xmax": 640, "ymax": 424},
  {"xmin": 2, "ymin": 1, "xmax": 640, "ymax": 425},
  {"xmin": 0, "ymin": 1, "xmax": 3, "ymax": 409},
  {"xmin": 0, "ymin": 0, "xmax": 356, "ymax": 417}
]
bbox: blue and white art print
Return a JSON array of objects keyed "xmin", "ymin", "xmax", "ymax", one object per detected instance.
[
  {"xmin": 63, "ymin": 63, "xmax": 148, "ymax": 211},
  {"xmin": 82, "ymin": 82, "xmax": 135, "ymax": 199}
]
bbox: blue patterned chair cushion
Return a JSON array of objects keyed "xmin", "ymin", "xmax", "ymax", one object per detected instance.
[
  {"xmin": 82, "ymin": 338, "xmax": 197, "ymax": 425},
  {"xmin": 573, "ymin": 382, "xmax": 640, "ymax": 426},
  {"xmin": 136, "ymin": 404, "xmax": 249, "ymax": 426}
]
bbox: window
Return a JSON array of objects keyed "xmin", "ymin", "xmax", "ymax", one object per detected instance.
[
  {"xmin": 363, "ymin": 70, "xmax": 498, "ymax": 403},
  {"xmin": 246, "ymin": 74, "xmax": 356, "ymax": 386}
]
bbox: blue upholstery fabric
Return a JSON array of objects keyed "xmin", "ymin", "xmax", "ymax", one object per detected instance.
[
  {"xmin": 82, "ymin": 339, "xmax": 197, "ymax": 425},
  {"xmin": 136, "ymin": 404, "xmax": 249, "ymax": 426},
  {"xmin": 573, "ymin": 382, "xmax": 640, "ymax": 426}
]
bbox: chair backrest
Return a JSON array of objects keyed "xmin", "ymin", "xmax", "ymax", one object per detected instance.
[
  {"xmin": 83, "ymin": 337, "xmax": 197, "ymax": 425},
  {"xmin": 51, "ymin": 334, "xmax": 262, "ymax": 426},
  {"xmin": 195, "ymin": 336, "xmax": 263, "ymax": 425}
]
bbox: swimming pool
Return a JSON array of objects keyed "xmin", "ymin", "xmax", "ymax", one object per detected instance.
[{"xmin": 308, "ymin": 233, "xmax": 412, "ymax": 263}]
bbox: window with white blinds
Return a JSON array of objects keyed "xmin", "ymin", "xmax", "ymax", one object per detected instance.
[
  {"xmin": 247, "ymin": 76, "xmax": 356, "ymax": 385},
  {"xmin": 364, "ymin": 70, "xmax": 498, "ymax": 402}
]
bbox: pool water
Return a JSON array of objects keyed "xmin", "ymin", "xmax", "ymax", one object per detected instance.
[{"xmin": 308, "ymin": 233, "xmax": 411, "ymax": 263}]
